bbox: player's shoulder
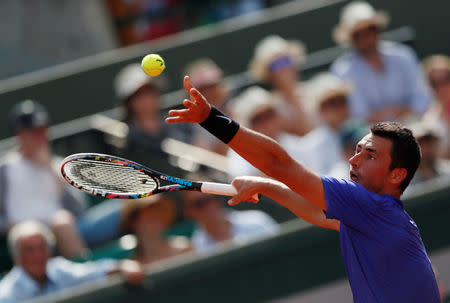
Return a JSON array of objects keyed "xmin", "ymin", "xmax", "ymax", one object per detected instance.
[{"xmin": 322, "ymin": 176, "xmax": 383, "ymax": 201}]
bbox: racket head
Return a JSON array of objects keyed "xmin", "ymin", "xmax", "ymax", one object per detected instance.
[{"xmin": 61, "ymin": 153, "xmax": 162, "ymax": 199}]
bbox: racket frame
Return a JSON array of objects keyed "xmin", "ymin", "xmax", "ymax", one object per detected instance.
[{"xmin": 61, "ymin": 153, "xmax": 238, "ymax": 199}]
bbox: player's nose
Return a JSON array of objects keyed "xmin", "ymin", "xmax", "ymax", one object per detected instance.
[{"xmin": 349, "ymin": 153, "xmax": 360, "ymax": 167}]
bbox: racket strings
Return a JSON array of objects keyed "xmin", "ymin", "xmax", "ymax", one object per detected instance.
[{"xmin": 64, "ymin": 159, "xmax": 158, "ymax": 194}]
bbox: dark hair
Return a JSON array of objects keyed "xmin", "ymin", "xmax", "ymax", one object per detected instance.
[{"xmin": 370, "ymin": 122, "xmax": 421, "ymax": 192}]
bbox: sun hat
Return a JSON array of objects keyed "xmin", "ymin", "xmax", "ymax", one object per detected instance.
[
  {"xmin": 184, "ymin": 58, "xmax": 223, "ymax": 88},
  {"xmin": 305, "ymin": 73, "xmax": 352, "ymax": 112},
  {"xmin": 333, "ymin": 1, "xmax": 389, "ymax": 46},
  {"xmin": 230, "ymin": 86, "xmax": 275, "ymax": 127},
  {"xmin": 249, "ymin": 35, "xmax": 306, "ymax": 83}
]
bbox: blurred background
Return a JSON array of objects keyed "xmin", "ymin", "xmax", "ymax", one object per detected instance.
[{"xmin": 0, "ymin": 0, "xmax": 449, "ymax": 302}]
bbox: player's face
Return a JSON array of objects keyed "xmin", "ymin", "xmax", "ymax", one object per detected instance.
[
  {"xmin": 349, "ymin": 133, "xmax": 393, "ymax": 194},
  {"xmin": 17, "ymin": 234, "xmax": 50, "ymax": 282}
]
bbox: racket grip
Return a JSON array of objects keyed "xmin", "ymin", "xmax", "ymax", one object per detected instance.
[{"xmin": 200, "ymin": 182, "xmax": 259, "ymax": 201}]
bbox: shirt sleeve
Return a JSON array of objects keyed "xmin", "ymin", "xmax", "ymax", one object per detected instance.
[
  {"xmin": 321, "ymin": 176, "xmax": 379, "ymax": 232},
  {"xmin": 49, "ymin": 257, "xmax": 118, "ymax": 287}
]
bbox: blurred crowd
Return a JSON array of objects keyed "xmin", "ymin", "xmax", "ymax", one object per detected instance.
[
  {"xmin": 106, "ymin": 0, "xmax": 273, "ymax": 46},
  {"xmin": 1, "ymin": 1, "xmax": 449, "ymax": 302}
]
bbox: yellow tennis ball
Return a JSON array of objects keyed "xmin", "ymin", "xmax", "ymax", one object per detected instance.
[{"xmin": 141, "ymin": 54, "xmax": 165, "ymax": 77}]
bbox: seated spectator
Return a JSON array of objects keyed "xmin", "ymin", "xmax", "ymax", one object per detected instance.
[
  {"xmin": 249, "ymin": 35, "xmax": 315, "ymax": 136},
  {"xmin": 1, "ymin": 100, "xmax": 122, "ymax": 258},
  {"xmin": 114, "ymin": 63, "xmax": 189, "ymax": 173},
  {"xmin": 184, "ymin": 58, "xmax": 231, "ymax": 155},
  {"xmin": 121, "ymin": 194, "xmax": 191, "ymax": 265},
  {"xmin": 422, "ymin": 55, "xmax": 450, "ymax": 158},
  {"xmin": 300, "ymin": 73, "xmax": 353, "ymax": 175},
  {"xmin": 182, "ymin": 173, "xmax": 278, "ymax": 254},
  {"xmin": 0, "ymin": 221, "xmax": 144, "ymax": 303},
  {"xmin": 331, "ymin": 1, "xmax": 431, "ymax": 123},
  {"xmin": 227, "ymin": 86, "xmax": 307, "ymax": 178},
  {"xmin": 408, "ymin": 122, "xmax": 450, "ymax": 186},
  {"xmin": 228, "ymin": 82, "xmax": 348, "ymax": 179}
]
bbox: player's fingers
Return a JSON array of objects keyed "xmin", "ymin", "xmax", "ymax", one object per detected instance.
[
  {"xmin": 183, "ymin": 99, "xmax": 195, "ymax": 109},
  {"xmin": 248, "ymin": 194, "xmax": 260, "ymax": 203},
  {"xmin": 184, "ymin": 76, "xmax": 193, "ymax": 93},
  {"xmin": 189, "ymin": 88, "xmax": 207, "ymax": 106},
  {"xmin": 165, "ymin": 116, "xmax": 182, "ymax": 123},
  {"xmin": 227, "ymin": 197, "xmax": 242, "ymax": 206}
]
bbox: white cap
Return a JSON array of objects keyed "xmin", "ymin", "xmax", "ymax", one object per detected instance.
[{"xmin": 114, "ymin": 63, "xmax": 163, "ymax": 101}]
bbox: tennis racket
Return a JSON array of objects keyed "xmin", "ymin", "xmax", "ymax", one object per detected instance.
[{"xmin": 61, "ymin": 153, "xmax": 254, "ymax": 200}]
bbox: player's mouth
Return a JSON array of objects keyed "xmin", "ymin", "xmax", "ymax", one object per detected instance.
[{"xmin": 350, "ymin": 170, "xmax": 359, "ymax": 182}]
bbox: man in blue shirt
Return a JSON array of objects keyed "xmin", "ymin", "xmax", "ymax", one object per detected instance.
[
  {"xmin": 0, "ymin": 220, "xmax": 144, "ymax": 303},
  {"xmin": 166, "ymin": 76, "xmax": 441, "ymax": 302},
  {"xmin": 330, "ymin": 1, "xmax": 431, "ymax": 123}
]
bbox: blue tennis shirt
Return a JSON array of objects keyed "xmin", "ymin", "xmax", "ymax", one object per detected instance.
[{"xmin": 322, "ymin": 176, "xmax": 440, "ymax": 303}]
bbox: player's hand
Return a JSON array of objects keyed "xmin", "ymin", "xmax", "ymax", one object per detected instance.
[
  {"xmin": 228, "ymin": 176, "xmax": 266, "ymax": 206},
  {"xmin": 166, "ymin": 76, "xmax": 211, "ymax": 124}
]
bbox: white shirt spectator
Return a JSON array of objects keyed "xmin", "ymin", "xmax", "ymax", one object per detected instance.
[
  {"xmin": 4, "ymin": 153, "xmax": 63, "ymax": 224},
  {"xmin": 0, "ymin": 257, "xmax": 117, "ymax": 303}
]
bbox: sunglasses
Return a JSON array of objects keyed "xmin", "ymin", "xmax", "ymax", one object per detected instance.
[
  {"xmin": 268, "ymin": 55, "xmax": 295, "ymax": 73},
  {"xmin": 351, "ymin": 25, "xmax": 379, "ymax": 41},
  {"xmin": 321, "ymin": 96, "xmax": 347, "ymax": 109},
  {"xmin": 430, "ymin": 76, "xmax": 450, "ymax": 90}
]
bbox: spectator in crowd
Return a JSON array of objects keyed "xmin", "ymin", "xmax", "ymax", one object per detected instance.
[
  {"xmin": 228, "ymin": 78, "xmax": 351, "ymax": 179},
  {"xmin": 0, "ymin": 220, "xmax": 144, "ymax": 303},
  {"xmin": 1, "ymin": 100, "xmax": 122, "ymax": 258},
  {"xmin": 408, "ymin": 122, "xmax": 450, "ymax": 186},
  {"xmin": 249, "ymin": 35, "xmax": 315, "ymax": 136},
  {"xmin": 299, "ymin": 73, "xmax": 353, "ymax": 176},
  {"xmin": 184, "ymin": 58, "xmax": 231, "ymax": 155},
  {"xmin": 182, "ymin": 173, "xmax": 278, "ymax": 254},
  {"xmin": 114, "ymin": 63, "xmax": 189, "ymax": 173},
  {"xmin": 121, "ymin": 194, "xmax": 191, "ymax": 265},
  {"xmin": 331, "ymin": 1, "xmax": 431, "ymax": 123},
  {"xmin": 422, "ymin": 55, "xmax": 450, "ymax": 158},
  {"xmin": 227, "ymin": 86, "xmax": 309, "ymax": 179}
]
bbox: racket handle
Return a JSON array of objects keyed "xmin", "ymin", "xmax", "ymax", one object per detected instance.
[{"xmin": 200, "ymin": 182, "xmax": 259, "ymax": 200}]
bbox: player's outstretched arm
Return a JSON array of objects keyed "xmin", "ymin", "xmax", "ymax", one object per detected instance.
[
  {"xmin": 166, "ymin": 76, "xmax": 326, "ymax": 211},
  {"xmin": 228, "ymin": 176, "xmax": 339, "ymax": 231}
]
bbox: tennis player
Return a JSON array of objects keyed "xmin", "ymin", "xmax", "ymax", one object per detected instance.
[{"xmin": 166, "ymin": 76, "xmax": 440, "ymax": 303}]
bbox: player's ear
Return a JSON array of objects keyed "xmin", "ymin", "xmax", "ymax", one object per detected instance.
[{"xmin": 389, "ymin": 168, "xmax": 407, "ymax": 186}]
